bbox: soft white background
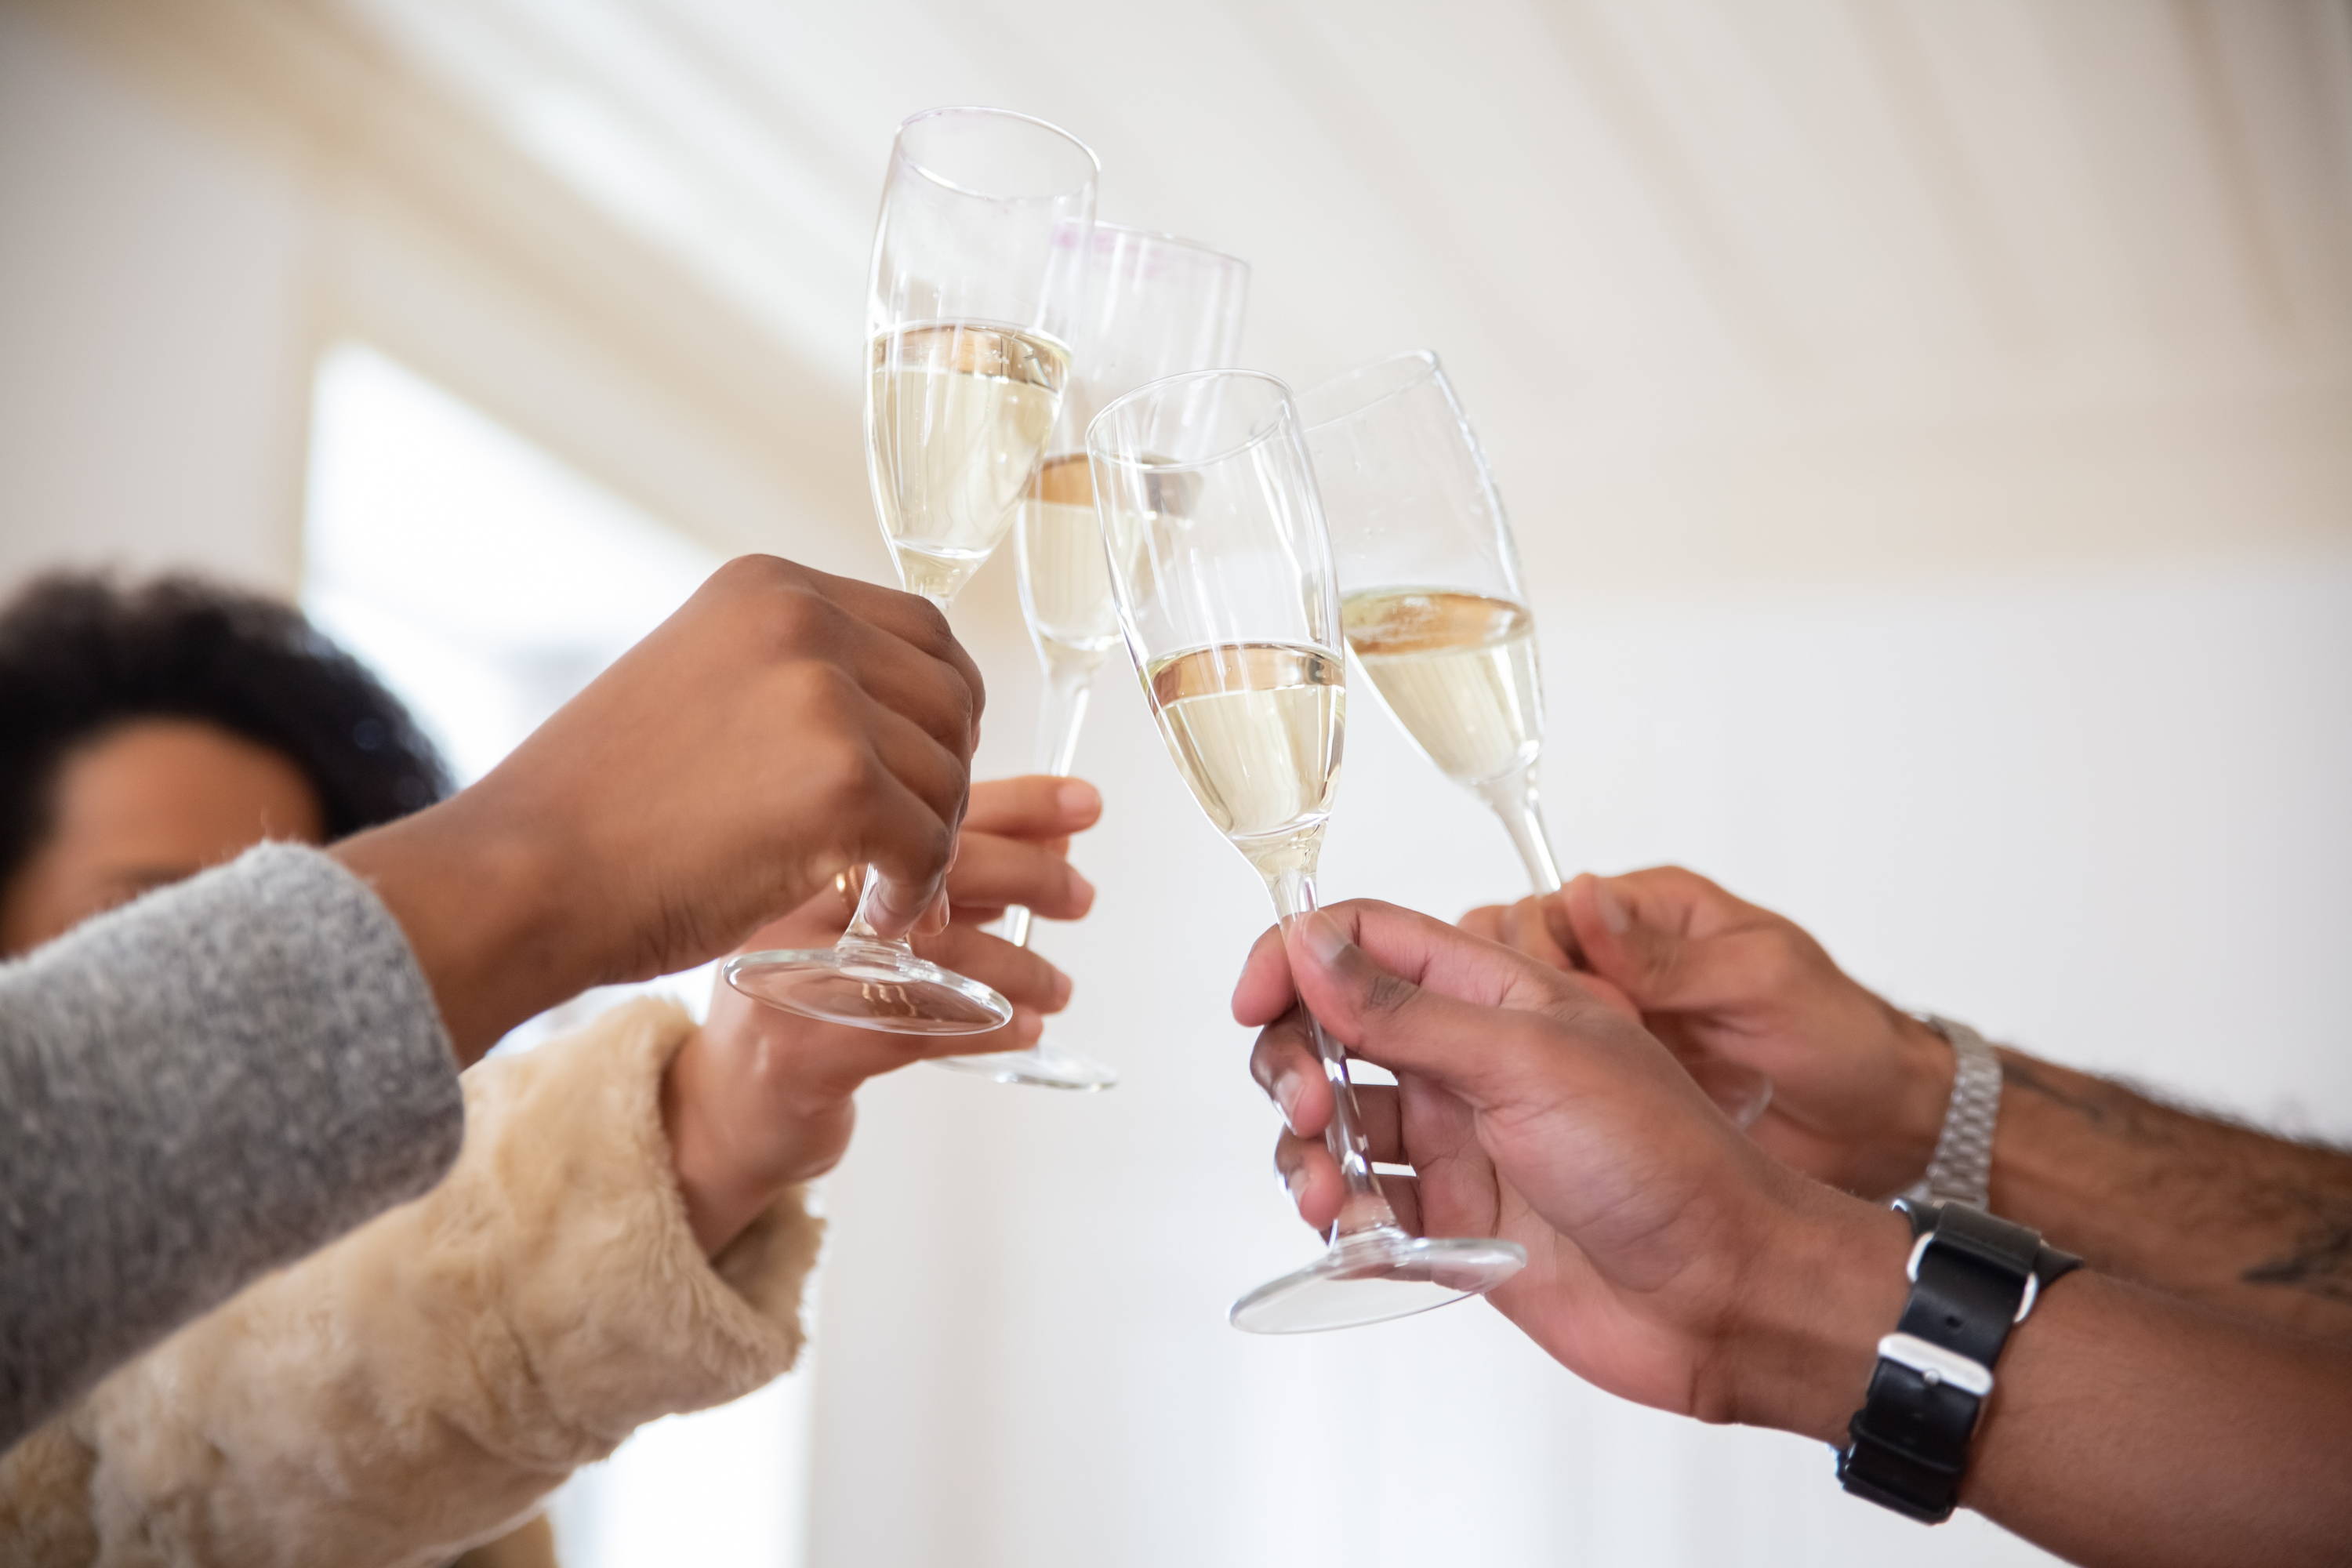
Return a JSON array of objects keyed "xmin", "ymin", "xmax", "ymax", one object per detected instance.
[{"xmin": 5, "ymin": 2, "xmax": 2350, "ymax": 1565}]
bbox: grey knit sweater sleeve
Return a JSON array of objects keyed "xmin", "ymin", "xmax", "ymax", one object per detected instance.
[{"xmin": 0, "ymin": 843, "xmax": 465, "ymax": 1449}]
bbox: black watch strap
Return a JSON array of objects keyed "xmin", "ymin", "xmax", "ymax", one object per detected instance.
[{"xmin": 1836, "ymin": 1201, "xmax": 2080, "ymax": 1523}]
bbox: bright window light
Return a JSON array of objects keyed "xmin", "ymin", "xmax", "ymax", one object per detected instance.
[
  {"xmin": 303, "ymin": 341, "xmax": 720, "ymax": 782},
  {"xmin": 302, "ymin": 341, "xmax": 808, "ymax": 1568}
]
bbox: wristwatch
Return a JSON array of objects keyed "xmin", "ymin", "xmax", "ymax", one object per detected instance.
[
  {"xmin": 1900, "ymin": 1016, "xmax": 2002, "ymax": 1210},
  {"xmin": 1836, "ymin": 1199, "xmax": 2080, "ymax": 1523}
]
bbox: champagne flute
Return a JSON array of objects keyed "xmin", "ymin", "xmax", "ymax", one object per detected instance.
[
  {"xmin": 938, "ymin": 224, "xmax": 1250, "ymax": 1090},
  {"xmin": 1089, "ymin": 369, "xmax": 1526, "ymax": 1333},
  {"xmin": 725, "ymin": 107, "xmax": 1095, "ymax": 1035},
  {"xmin": 1302, "ymin": 351, "xmax": 1772, "ymax": 1126},
  {"xmin": 1298, "ymin": 350, "xmax": 1561, "ymax": 893}
]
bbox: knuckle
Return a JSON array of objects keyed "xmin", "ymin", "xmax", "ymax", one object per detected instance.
[
  {"xmin": 1748, "ymin": 928, "xmax": 1819, "ymax": 993},
  {"xmin": 917, "ymin": 666, "xmax": 978, "ymax": 747},
  {"xmin": 909, "ymin": 593, "xmax": 955, "ymax": 648},
  {"xmin": 784, "ymin": 657, "xmax": 864, "ymax": 724},
  {"xmin": 714, "ymin": 553, "xmax": 808, "ymax": 612},
  {"xmin": 1362, "ymin": 969, "xmax": 1417, "ymax": 1017},
  {"xmin": 771, "ymin": 586, "xmax": 845, "ymax": 652},
  {"xmin": 714, "ymin": 551, "xmax": 784, "ymax": 590},
  {"xmin": 898, "ymin": 811, "xmax": 954, "ymax": 871},
  {"xmin": 808, "ymin": 735, "xmax": 880, "ymax": 805}
]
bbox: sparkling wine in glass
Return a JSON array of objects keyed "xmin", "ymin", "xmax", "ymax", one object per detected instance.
[
  {"xmin": 1091, "ymin": 368, "xmax": 1526, "ymax": 1333},
  {"xmin": 725, "ymin": 107, "xmax": 1095, "ymax": 1036},
  {"xmin": 1304, "ymin": 352, "xmax": 1772, "ymax": 1126},
  {"xmin": 1298, "ymin": 351, "xmax": 1561, "ymax": 893},
  {"xmin": 938, "ymin": 224, "xmax": 1250, "ymax": 1091}
]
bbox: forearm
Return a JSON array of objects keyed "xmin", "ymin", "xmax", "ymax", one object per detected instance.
[
  {"xmin": 1966, "ymin": 1271, "xmax": 2352, "ymax": 1567},
  {"xmin": 47, "ymin": 1002, "xmax": 818, "ymax": 1568},
  {"xmin": 0, "ymin": 845, "xmax": 463, "ymax": 1450},
  {"xmin": 331, "ymin": 790, "xmax": 590, "ymax": 1065},
  {"xmin": 1730, "ymin": 1192, "xmax": 2352, "ymax": 1568},
  {"xmin": 1990, "ymin": 1049, "xmax": 2352, "ymax": 1338}
]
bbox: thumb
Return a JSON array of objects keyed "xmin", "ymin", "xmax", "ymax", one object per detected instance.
[
  {"xmin": 1561, "ymin": 867, "xmax": 1824, "ymax": 1022},
  {"xmin": 1560, "ymin": 871, "xmax": 1691, "ymax": 1006}
]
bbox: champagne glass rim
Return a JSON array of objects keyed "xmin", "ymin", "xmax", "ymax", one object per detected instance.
[
  {"xmin": 1087, "ymin": 368, "xmax": 1295, "ymax": 474},
  {"xmin": 1091, "ymin": 221, "xmax": 1252, "ymax": 275},
  {"xmin": 891, "ymin": 105, "xmax": 1101, "ymax": 202},
  {"xmin": 1297, "ymin": 348, "xmax": 1446, "ymax": 434}
]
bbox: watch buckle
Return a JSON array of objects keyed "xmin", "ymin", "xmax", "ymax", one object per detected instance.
[{"xmin": 1876, "ymin": 1332, "xmax": 1994, "ymax": 1398}]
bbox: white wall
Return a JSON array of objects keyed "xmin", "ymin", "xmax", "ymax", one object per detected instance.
[
  {"xmin": 815, "ymin": 545, "xmax": 2352, "ymax": 1568},
  {"xmin": 0, "ymin": 2, "xmax": 311, "ymax": 591}
]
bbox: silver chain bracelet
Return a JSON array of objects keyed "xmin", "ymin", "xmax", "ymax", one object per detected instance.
[{"xmin": 1898, "ymin": 1015, "xmax": 2002, "ymax": 1212}]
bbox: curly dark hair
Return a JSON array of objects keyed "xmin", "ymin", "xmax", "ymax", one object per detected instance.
[{"xmin": 0, "ymin": 572, "xmax": 453, "ymax": 893}]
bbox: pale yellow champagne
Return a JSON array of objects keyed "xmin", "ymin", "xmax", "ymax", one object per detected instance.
[
  {"xmin": 1145, "ymin": 643, "xmax": 1345, "ymax": 852},
  {"xmin": 1014, "ymin": 454, "xmax": 1120, "ymax": 659},
  {"xmin": 868, "ymin": 322, "xmax": 1068, "ymax": 601},
  {"xmin": 1341, "ymin": 589, "xmax": 1542, "ymax": 785}
]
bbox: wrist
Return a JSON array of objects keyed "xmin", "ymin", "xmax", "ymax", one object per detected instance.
[
  {"xmin": 662, "ymin": 1037, "xmax": 784, "ymax": 1254},
  {"xmin": 660, "ymin": 1025, "xmax": 844, "ymax": 1254},
  {"xmin": 1875, "ymin": 1008, "xmax": 1958, "ymax": 1196},
  {"xmin": 1707, "ymin": 1181, "xmax": 1914, "ymax": 1443},
  {"xmin": 331, "ymin": 792, "xmax": 590, "ymax": 1064}
]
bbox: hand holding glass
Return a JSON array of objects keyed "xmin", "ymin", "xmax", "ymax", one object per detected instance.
[
  {"xmin": 1090, "ymin": 369, "xmax": 1526, "ymax": 1332},
  {"xmin": 727, "ymin": 107, "xmax": 1095, "ymax": 1035}
]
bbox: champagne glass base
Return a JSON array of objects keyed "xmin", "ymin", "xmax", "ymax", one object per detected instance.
[
  {"xmin": 724, "ymin": 945, "xmax": 1012, "ymax": 1036},
  {"xmin": 932, "ymin": 1042, "xmax": 1118, "ymax": 1091},
  {"xmin": 1228, "ymin": 1231, "xmax": 1527, "ymax": 1334}
]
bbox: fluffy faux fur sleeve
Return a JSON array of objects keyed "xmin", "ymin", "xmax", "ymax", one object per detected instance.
[{"xmin": 0, "ymin": 997, "xmax": 822, "ymax": 1568}]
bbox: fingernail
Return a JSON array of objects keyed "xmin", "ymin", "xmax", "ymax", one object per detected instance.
[
  {"xmin": 1013, "ymin": 1008, "xmax": 1044, "ymax": 1044},
  {"xmin": 1058, "ymin": 779, "xmax": 1100, "ymax": 818},
  {"xmin": 1298, "ymin": 911, "xmax": 1351, "ymax": 965},
  {"xmin": 1283, "ymin": 1163, "xmax": 1310, "ymax": 1208},
  {"xmin": 869, "ymin": 880, "xmax": 920, "ymax": 935},
  {"xmin": 1051, "ymin": 967, "xmax": 1073, "ymax": 1008},
  {"xmin": 1272, "ymin": 1070, "xmax": 1304, "ymax": 1133},
  {"xmin": 1592, "ymin": 879, "xmax": 1630, "ymax": 935}
]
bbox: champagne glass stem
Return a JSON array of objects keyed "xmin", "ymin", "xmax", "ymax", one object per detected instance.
[
  {"xmin": 1265, "ymin": 857, "xmax": 1399, "ymax": 1242},
  {"xmin": 1034, "ymin": 652, "xmax": 1098, "ymax": 777},
  {"xmin": 840, "ymin": 590, "xmax": 965, "ymax": 949},
  {"xmin": 934, "ymin": 641, "xmax": 1116, "ymax": 1090},
  {"xmin": 839, "ymin": 867, "xmax": 913, "ymax": 946},
  {"xmin": 1475, "ymin": 760, "xmax": 1563, "ymax": 895},
  {"xmin": 997, "ymin": 651, "xmax": 1099, "ymax": 950}
]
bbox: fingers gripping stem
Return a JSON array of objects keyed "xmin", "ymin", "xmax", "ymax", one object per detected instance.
[{"xmin": 1268, "ymin": 862, "xmax": 1399, "ymax": 1240}]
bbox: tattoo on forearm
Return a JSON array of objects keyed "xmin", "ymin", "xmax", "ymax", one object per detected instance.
[
  {"xmin": 1999, "ymin": 1055, "xmax": 2121, "ymax": 1126},
  {"xmin": 2241, "ymin": 1202, "xmax": 2352, "ymax": 1305},
  {"xmin": 1996, "ymin": 1051, "xmax": 2352, "ymax": 1316}
]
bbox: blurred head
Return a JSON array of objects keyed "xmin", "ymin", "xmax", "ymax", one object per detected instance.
[{"xmin": 0, "ymin": 573, "xmax": 452, "ymax": 956}]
